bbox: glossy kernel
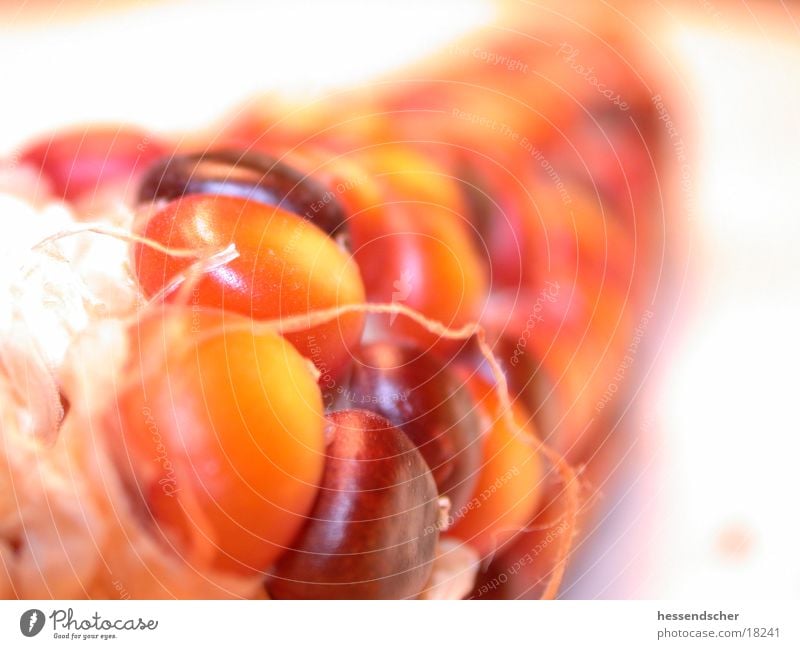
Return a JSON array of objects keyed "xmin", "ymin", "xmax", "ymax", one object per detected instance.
[
  {"xmin": 269, "ymin": 409, "xmax": 440, "ymax": 599},
  {"xmin": 133, "ymin": 195, "xmax": 366, "ymax": 381},
  {"xmin": 345, "ymin": 341, "xmax": 482, "ymax": 513},
  {"xmin": 138, "ymin": 149, "xmax": 348, "ymax": 237},
  {"xmin": 107, "ymin": 308, "xmax": 326, "ymax": 575}
]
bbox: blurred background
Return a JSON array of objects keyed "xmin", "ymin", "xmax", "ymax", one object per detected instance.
[{"xmin": 1, "ymin": 0, "xmax": 798, "ymax": 599}]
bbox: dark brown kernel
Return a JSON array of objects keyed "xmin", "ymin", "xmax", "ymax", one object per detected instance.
[
  {"xmin": 137, "ymin": 149, "xmax": 347, "ymax": 237},
  {"xmin": 269, "ymin": 409, "xmax": 440, "ymax": 599}
]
